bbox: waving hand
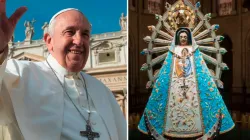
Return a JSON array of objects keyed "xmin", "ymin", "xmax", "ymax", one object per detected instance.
[{"xmin": 0, "ymin": 0, "xmax": 27, "ymax": 52}]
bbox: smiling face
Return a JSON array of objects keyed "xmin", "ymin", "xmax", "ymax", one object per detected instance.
[
  {"xmin": 44, "ymin": 10, "xmax": 91, "ymax": 72},
  {"xmin": 179, "ymin": 32, "xmax": 188, "ymax": 46}
]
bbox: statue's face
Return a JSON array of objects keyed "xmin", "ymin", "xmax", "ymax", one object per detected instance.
[
  {"xmin": 179, "ymin": 32, "xmax": 188, "ymax": 46},
  {"xmin": 45, "ymin": 10, "xmax": 91, "ymax": 72}
]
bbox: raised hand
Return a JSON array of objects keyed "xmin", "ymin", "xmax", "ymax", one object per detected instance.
[{"xmin": 0, "ymin": 0, "xmax": 27, "ymax": 53}]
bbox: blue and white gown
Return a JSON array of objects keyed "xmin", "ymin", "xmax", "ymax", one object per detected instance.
[{"xmin": 138, "ymin": 28, "xmax": 235, "ymax": 138}]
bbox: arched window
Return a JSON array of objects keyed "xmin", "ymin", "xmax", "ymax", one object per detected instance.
[
  {"xmin": 147, "ymin": 0, "xmax": 163, "ymax": 14},
  {"xmin": 217, "ymin": 0, "xmax": 236, "ymax": 16},
  {"xmin": 243, "ymin": 0, "xmax": 250, "ymax": 10},
  {"xmin": 129, "ymin": 0, "xmax": 136, "ymax": 11},
  {"xmin": 164, "ymin": 0, "xmax": 177, "ymax": 5}
]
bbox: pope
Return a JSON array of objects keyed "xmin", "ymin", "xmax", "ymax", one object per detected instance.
[{"xmin": 0, "ymin": 0, "xmax": 126, "ymax": 140}]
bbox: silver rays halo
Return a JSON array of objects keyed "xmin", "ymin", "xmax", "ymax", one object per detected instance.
[{"xmin": 140, "ymin": 0, "xmax": 228, "ymax": 90}]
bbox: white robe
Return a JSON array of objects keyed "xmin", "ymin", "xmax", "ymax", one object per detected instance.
[{"xmin": 0, "ymin": 49, "xmax": 126, "ymax": 140}]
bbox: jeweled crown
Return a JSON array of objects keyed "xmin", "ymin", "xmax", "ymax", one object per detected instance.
[{"xmin": 166, "ymin": 0, "xmax": 197, "ymax": 31}]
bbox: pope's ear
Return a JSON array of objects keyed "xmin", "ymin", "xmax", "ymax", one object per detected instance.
[{"xmin": 44, "ymin": 33, "xmax": 53, "ymax": 51}]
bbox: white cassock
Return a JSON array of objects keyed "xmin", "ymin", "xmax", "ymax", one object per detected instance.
[{"xmin": 0, "ymin": 49, "xmax": 127, "ymax": 140}]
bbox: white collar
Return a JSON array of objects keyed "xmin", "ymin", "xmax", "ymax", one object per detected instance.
[{"xmin": 46, "ymin": 55, "xmax": 81, "ymax": 79}]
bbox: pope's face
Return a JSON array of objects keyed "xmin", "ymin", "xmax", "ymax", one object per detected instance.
[
  {"xmin": 179, "ymin": 32, "xmax": 188, "ymax": 46},
  {"xmin": 45, "ymin": 10, "xmax": 91, "ymax": 72}
]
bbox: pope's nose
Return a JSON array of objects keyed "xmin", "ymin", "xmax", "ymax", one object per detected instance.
[{"xmin": 73, "ymin": 33, "xmax": 84, "ymax": 46}]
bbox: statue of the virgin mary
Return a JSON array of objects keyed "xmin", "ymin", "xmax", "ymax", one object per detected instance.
[{"xmin": 138, "ymin": 1, "xmax": 234, "ymax": 139}]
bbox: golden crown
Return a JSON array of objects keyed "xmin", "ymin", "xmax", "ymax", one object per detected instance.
[{"xmin": 166, "ymin": 0, "xmax": 196, "ymax": 31}]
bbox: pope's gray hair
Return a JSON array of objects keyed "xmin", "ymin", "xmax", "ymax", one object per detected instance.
[
  {"xmin": 47, "ymin": 8, "xmax": 92, "ymax": 36},
  {"xmin": 48, "ymin": 18, "xmax": 57, "ymax": 36}
]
